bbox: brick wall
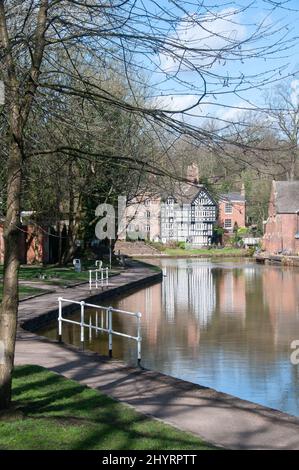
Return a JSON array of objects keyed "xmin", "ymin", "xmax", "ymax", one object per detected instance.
[
  {"xmin": 218, "ymin": 201, "xmax": 246, "ymax": 232},
  {"xmin": 263, "ymin": 213, "xmax": 299, "ymax": 254},
  {"xmin": 0, "ymin": 223, "xmax": 49, "ymax": 264},
  {"xmin": 262, "ymin": 185, "xmax": 299, "ymax": 255}
]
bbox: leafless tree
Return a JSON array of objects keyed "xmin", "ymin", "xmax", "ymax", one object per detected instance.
[
  {"xmin": 0, "ymin": 0, "xmax": 298, "ymax": 409},
  {"xmin": 265, "ymin": 80, "xmax": 299, "ymax": 180}
]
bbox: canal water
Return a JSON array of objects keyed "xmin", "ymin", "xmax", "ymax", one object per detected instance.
[{"xmin": 38, "ymin": 258, "xmax": 299, "ymax": 417}]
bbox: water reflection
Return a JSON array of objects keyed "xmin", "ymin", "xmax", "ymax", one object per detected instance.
[{"xmin": 39, "ymin": 258, "xmax": 299, "ymax": 417}]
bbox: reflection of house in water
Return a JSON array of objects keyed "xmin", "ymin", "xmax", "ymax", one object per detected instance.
[
  {"xmin": 162, "ymin": 262, "xmax": 216, "ymax": 327},
  {"xmin": 217, "ymin": 269, "xmax": 246, "ymax": 321},
  {"xmin": 118, "ymin": 283, "xmax": 163, "ymax": 347},
  {"xmin": 262, "ymin": 267, "xmax": 299, "ymax": 345}
]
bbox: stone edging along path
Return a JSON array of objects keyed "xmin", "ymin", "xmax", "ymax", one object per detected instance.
[{"xmin": 15, "ymin": 262, "xmax": 299, "ymax": 450}]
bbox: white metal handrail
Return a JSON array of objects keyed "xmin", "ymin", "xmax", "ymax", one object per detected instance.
[
  {"xmin": 58, "ymin": 297, "xmax": 142, "ymax": 365},
  {"xmin": 89, "ymin": 267, "xmax": 109, "ymax": 290}
]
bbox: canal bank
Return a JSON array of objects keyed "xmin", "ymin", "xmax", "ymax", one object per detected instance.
[
  {"xmin": 255, "ymin": 253, "xmax": 299, "ymax": 266},
  {"xmin": 15, "ymin": 259, "xmax": 299, "ymax": 450}
]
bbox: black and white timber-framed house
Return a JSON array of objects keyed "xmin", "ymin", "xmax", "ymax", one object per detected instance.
[{"xmin": 160, "ymin": 183, "xmax": 217, "ymax": 246}]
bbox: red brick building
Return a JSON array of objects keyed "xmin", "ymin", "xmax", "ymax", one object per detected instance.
[
  {"xmin": 262, "ymin": 180, "xmax": 299, "ymax": 255},
  {"xmin": 218, "ymin": 190, "xmax": 246, "ymax": 232},
  {"xmin": 0, "ymin": 222, "xmax": 50, "ymax": 264}
]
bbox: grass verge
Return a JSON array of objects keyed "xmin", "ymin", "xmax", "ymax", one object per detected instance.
[
  {"xmin": 0, "ymin": 365, "xmax": 215, "ymax": 450},
  {"xmin": 0, "ymin": 265, "xmax": 120, "ymax": 286},
  {"xmin": 163, "ymin": 247, "xmax": 250, "ymax": 257},
  {"xmin": 0, "ymin": 285, "xmax": 49, "ymax": 302}
]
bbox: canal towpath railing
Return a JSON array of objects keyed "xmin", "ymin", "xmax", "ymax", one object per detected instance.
[
  {"xmin": 58, "ymin": 297, "xmax": 142, "ymax": 366},
  {"xmin": 89, "ymin": 267, "xmax": 109, "ymax": 290}
]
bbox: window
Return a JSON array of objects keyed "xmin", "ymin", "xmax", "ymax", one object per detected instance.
[
  {"xmin": 145, "ymin": 198, "xmax": 150, "ymax": 207},
  {"xmin": 146, "ymin": 211, "xmax": 150, "ymax": 218},
  {"xmin": 146, "ymin": 224, "xmax": 150, "ymax": 232},
  {"xmin": 166, "ymin": 197, "xmax": 174, "ymax": 205},
  {"xmin": 225, "ymin": 203, "xmax": 233, "ymax": 214},
  {"xmin": 224, "ymin": 219, "xmax": 232, "ymax": 229}
]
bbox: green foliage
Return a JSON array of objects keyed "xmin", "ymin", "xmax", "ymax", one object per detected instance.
[{"xmin": 237, "ymin": 227, "xmax": 248, "ymax": 236}]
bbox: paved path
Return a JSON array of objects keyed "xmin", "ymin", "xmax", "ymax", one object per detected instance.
[{"xmin": 14, "ymin": 264, "xmax": 299, "ymax": 450}]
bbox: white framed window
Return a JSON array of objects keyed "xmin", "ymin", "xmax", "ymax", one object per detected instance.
[
  {"xmin": 225, "ymin": 203, "xmax": 233, "ymax": 214},
  {"xmin": 224, "ymin": 219, "xmax": 232, "ymax": 229},
  {"xmin": 145, "ymin": 198, "xmax": 150, "ymax": 207},
  {"xmin": 166, "ymin": 197, "xmax": 174, "ymax": 205}
]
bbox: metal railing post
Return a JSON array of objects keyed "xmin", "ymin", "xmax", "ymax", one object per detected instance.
[
  {"xmin": 80, "ymin": 301, "xmax": 85, "ymax": 350},
  {"xmin": 106, "ymin": 267, "xmax": 109, "ymax": 286},
  {"xmin": 95, "ymin": 269, "xmax": 98, "ymax": 289},
  {"xmin": 108, "ymin": 306, "xmax": 113, "ymax": 358},
  {"xmin": 137, "ymin": 312, "xmax": 142, "ymax": 367},
  {"xmin": 58, "ymin": 297, "xmax": 63, "ymax": 342},
  {"xmin": 89, "ymin": 270, "xmax": 92, "ymax": 291},
  {"xmin": 89, "ymin": 315, "xmax": 92, "ymax": 342}
]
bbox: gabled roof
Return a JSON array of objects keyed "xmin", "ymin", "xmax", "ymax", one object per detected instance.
[
  {"xmin": 274, "ymin": 181, "xmax": 299, "ymax": 214},
  {"xmin": 161, "ymin": 183, "xmax": 216, "ymax": 206},
  {"xmin": 219, "ymin": 192, "xmax": 245, "ymax": 203}
]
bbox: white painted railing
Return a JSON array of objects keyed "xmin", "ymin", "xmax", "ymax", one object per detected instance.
[
  {"xmin": 89, "ymin": 267, "xmax": 109, "ymax": 290},
  {"xmin": 58, "ymin": 297, "xmax": 142, "ymax": 365}
]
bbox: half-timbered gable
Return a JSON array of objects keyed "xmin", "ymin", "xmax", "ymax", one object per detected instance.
[
  {"xmin": 160, "ymin": 185, "xmax": 217, "ymax": 246},
  {"xmin": 189, "ymin": 189, "xmax": 217, "ymax": 246}
]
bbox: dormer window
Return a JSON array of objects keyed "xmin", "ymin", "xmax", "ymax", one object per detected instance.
[{"xmin": 166, "ymin": 197, "xmax": 174, "ymax": 205}]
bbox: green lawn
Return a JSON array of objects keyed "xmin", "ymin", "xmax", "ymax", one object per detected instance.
[
  {"xmin": 163, "ymin": 247, "xmax": 250, "ymax": 257},
  {"xmin": 0, "ymin": 285, "xmax": 49, "ymax": 302},
  {"xmin": 0, "ymin": 365, "xmax": 215, "ymax": 450},
  {"xmin": 0, "ymin": 265, "xmax": 120, "ymax": 286}
]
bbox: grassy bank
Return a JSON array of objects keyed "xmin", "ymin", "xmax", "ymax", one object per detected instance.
[
  {"xmin": 163, "ymin": 247, "xmax": 250, "ymax": 257},
  {"xmin": 0, "ymin": 365, "xmax": 215, "ymax": 450},
  {"xmin": 0, "ymin": 285, "xmax": 49, "ymax": 302},
  {"xmin": 0, "ymin": 264, "xmax": 120, "ymax": 286}
]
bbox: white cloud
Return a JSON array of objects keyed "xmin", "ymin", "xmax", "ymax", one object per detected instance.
[
  {"xmin": 159, "ymin": 8, "xmax": 246, "ymax": 75},
  {"xmin": 157, "ymin": 94, "xmax": 203, "ymax": 113},
  {"xmin": 290, "ymin": 79, "xmax": 299, "ymax": 107},
  {"xmin": 220, "ymin": 105, "xmax": 245, "ymax": 123}
]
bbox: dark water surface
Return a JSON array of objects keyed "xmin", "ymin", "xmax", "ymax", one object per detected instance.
[{"xmin": 38, "ymin": 258, "xmax": 299, "ymax": 417}]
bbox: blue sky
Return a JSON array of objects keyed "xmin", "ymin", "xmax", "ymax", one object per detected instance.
[{"xmin": 139, "ymin": 0, "xmax": 299, "ymax": 124}]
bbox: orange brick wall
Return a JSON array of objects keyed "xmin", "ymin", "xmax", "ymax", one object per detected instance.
[
  {"xmin": 0, "ymin": 223, "xmax": 49, "ymax": 264},
  {"xmin": 263, "ymin": 213, "xmax": 299, "ymax": 254},
  {"xmin": 262, "ymin": 185, "xmax": 299, "ymax": 255},
  {"xmin": 218, "ymin": 201, "xmax": 246, "ymax": 231}
]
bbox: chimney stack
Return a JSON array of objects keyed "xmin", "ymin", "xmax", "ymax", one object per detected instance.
[{"xmin": 187, "ymin": 163, "xmax": 199, "ymax": 184}]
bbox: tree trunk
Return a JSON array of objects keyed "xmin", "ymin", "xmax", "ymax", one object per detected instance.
[{"xmin": 0, "ymin": 140, "xmax": 22, "ymax": 409}]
